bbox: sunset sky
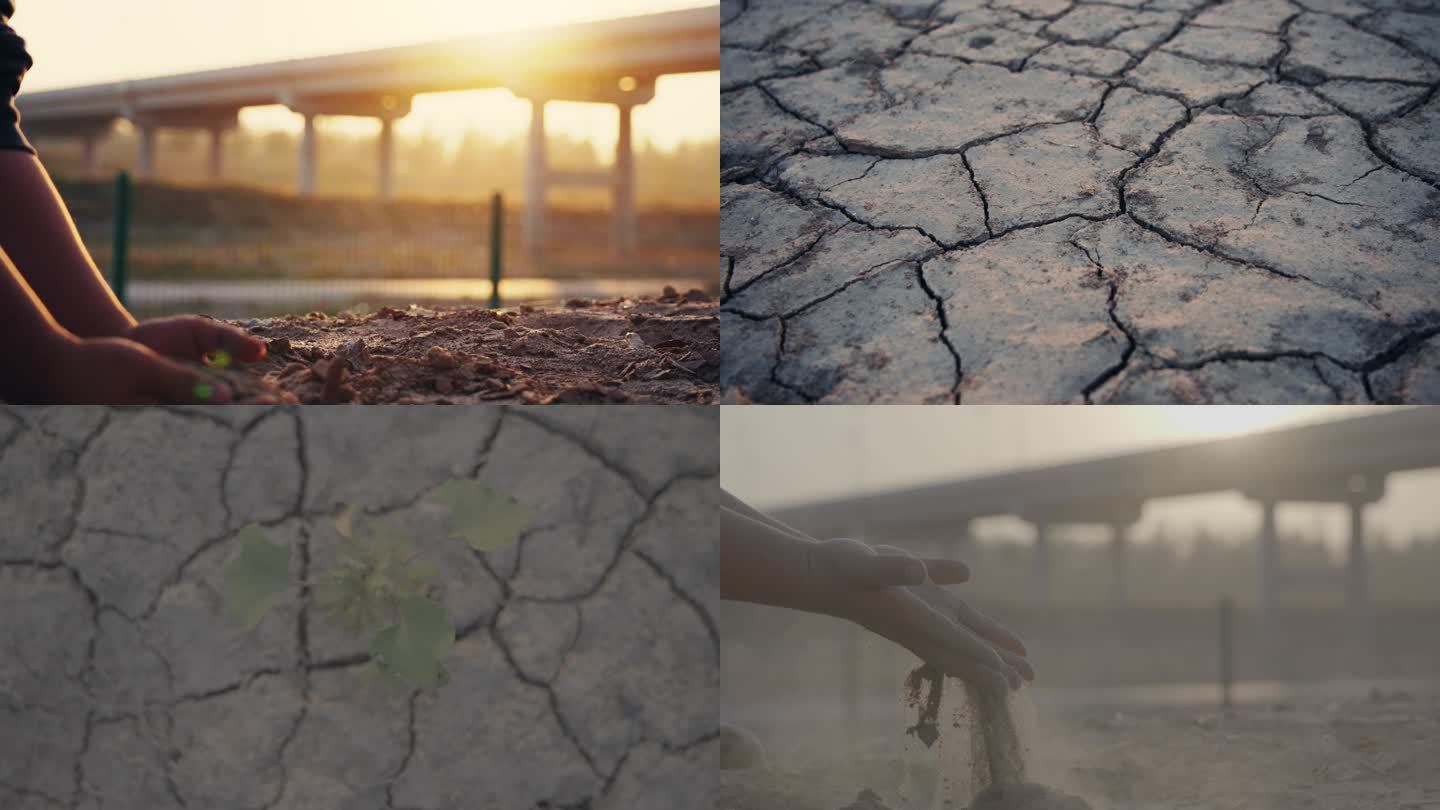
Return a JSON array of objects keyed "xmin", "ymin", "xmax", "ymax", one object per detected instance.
[
  {"xmin": 721, "ymin": 406, "xmax": 1440, "ymax": 549},
  {"xmin": 14, "ymin": 0, "xmax": 718, "ymax": 156}
]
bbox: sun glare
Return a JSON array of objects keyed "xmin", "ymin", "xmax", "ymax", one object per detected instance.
[
  {"xmin": 20, "ymin": 0, "xmax": 718, "ymax": 153},
  {"xmin": 1154, "ymin": 405, "xmax": 1321, "ymax": 439}
]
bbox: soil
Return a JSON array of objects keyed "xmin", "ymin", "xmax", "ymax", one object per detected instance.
[
  {"xmin": 969, "ymin": 783, "xmax": 1093, "ymax": 810},
  {"xmin": 903, "ymin": 664, "xmax": 945, "ymax": 749},
  {"xmin": 215, "ymin": 289, "xmax": 718, "ymax": 403},
  {"xmin": 722, "ymin": 692, "xmax": 1440, "ymax": 810}
]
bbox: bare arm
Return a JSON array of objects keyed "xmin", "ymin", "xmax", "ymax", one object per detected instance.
[
  {"xmin": 0, "ymin": 152, "xmax": 135, "ymax": 337},
  {"xmin": 0, "ymin": 245, "xmax": 74, "ymax": 402},
  {"xmin": 720, "ymin": 488, "xmax": 1032, "ymax": 689}
]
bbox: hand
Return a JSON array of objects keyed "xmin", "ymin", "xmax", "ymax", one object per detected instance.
[
  {"xmin": 126, "ymin": 316, "xmax": 266, "ymax": 366},
  {"xmin": 804, "ymin": 538, "xmax": 1034, "ymax": 692},
  {"xmin": 45, "ymin": 337, "xmax": 234, "ymax": 404}
]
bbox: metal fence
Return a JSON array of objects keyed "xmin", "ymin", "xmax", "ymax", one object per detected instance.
[{"xmin": 67, "ymin": 173, "xmax": 717, "ymax": 319}]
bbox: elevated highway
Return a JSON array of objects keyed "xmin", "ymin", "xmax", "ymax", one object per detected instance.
[
  {"xmin": 774, "ymin": 408, "xmax": 1440, "ymax": 613},
  {"xmin": 17, "ymin": 6, "xmax": 720, "ymax": 256}
]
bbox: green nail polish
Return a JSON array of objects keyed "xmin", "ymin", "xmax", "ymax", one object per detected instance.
[
  {"xmin": 194, "ymin": 383, "xmax": 214, "ymax": 402},
  {"xmin": 210, "ymin": 349, "xmax": 232, "ymax": 369}
]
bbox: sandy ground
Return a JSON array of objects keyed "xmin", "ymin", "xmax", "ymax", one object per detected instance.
[
  {"xmin": 219, "ymin": 290, "xmax": 718, "ymax": 404},
  {"xmin": 722, "ymin": 690, "xmax": 1440, "ymax": 810}
]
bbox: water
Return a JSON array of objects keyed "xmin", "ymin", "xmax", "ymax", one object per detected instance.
[{"xmin": 127, "ymin": 277, "xmax": 704, "ymax": 312}]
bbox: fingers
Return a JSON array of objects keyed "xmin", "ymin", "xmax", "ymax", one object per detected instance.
[
  {"xmin": 909, "ymin": 578, "xmax": 1029, "ymax": 659},
  {"xmin": 875, "ymin": 587, "xmax": 1022, "ymax": 688},
  {"xmin": 953, "ymin": 599, "xmax": 1029, "ymax": 658},
  {"xmin": 821, "ymin": 539, "xmax": 927, "ymax": 589},
  {"xmin": 997, "ymin": 647, "xmax": 1035, "ymax": 682},
  {"xmin": 910, "ymin": 637, "xmax": 1015, "ymax": 694},
  {"xmin": 920, "ymin": 558, "xmax": 970, "ymax": 584},
  {"xmin": 132, "ymin": 351, "xmax": 233, "ymax": 404},
  {"xmin": 869, "ymin": 544, "xmax": 970, "ymax": 585},
  {"xmin": 185, "ymin": 317, "xmax": 266, "ymax": 364}
]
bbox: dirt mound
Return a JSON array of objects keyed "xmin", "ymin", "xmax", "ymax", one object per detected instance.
[
  {"xmin": 223, "ymin": 291, "xmax": 717, "ymax": 403},
  {"xmin": 969, "ymin": 783, "xmax": 1092, "ymax": 810}
]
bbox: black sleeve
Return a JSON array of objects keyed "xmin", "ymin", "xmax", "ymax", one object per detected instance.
[{"xmin": 0, "ymin": 1, "xmax": 37, "ymax": 154}]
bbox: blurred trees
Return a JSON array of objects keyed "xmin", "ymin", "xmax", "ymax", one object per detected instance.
[{"xmin": 33, "ymin": 126, "xmax": 719, "ymax": 210}]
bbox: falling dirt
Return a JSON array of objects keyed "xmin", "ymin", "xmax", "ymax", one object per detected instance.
[
  {"xmin": 894, "ymin": 663, "xmax": 1084, "ymax": 810},
  {"xmin": 904, "ymin": 664, "xmax": 945, "ymax": 749},
  {"xmin": 216, "ymin": 289, "xmax": 718, "ymax": 404}
]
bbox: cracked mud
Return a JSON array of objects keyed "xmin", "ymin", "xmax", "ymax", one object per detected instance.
[
  {"xmin": 721, "ymin": 0, "xmax": 1440, "ymax": 403},
  {"xmin": 0, "ymin": 405, "xmax": 718, "ymax": 810}
]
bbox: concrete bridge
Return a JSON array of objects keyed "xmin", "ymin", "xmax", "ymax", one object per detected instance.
[
  {"xmin": 773, "ymin": 408, "xmax": 1440, "ymax": 617},
  {"xmin": 16, "ymin": 6, "xmax": 719, "ymax": 256}
]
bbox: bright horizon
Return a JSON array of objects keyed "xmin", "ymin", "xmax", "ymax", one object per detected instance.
[
  {"xmin": 14, "ymin": 1, "xmax": 719, "ymax": 156},
  {"xmin": 721, "ymin": 406, "xmax": 1440, "ymax": 550}
]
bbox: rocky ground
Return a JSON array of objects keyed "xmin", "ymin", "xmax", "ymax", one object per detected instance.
[
  {"xmin": 0, "ymin": 406, "xmax": 718, "ymax": 810},
  {"xmin": 720, "ymin": 0, "xmax": 1440, "ymax": 403},
  {"xmin": 722, "ymin": 691, "xmax": 1440, "ymax": 809},
  {"xmin": 219, "ymin": 292, "xmax": 718, "ymax": 404}
]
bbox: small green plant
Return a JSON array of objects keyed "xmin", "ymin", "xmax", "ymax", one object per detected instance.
[{"xmin": 221, "ymin": 480, "xmax": 531, "ymax": 689}]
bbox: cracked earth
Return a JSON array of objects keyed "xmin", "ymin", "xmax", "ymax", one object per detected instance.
[
  {"xmin": 0, "ymin": 405, "xmax": 718, "ymax": 810},
  {"xmin": 720, "ymin": 0, "xmax": 1440, "ymax": 403}
]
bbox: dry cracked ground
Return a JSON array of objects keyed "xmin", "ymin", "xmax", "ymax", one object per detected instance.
[
  {"xmin": 720, "ymin": 0, "xmax": 1440, "ymax": 403},
  {"xmin": 0, "ymin": 405, "xmax": 718, "ymax": 810}
]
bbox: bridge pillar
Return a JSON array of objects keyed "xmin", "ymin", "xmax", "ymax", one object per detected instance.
[
  {"xmin": 1346, "ymin": 498, "xmax": 1368, "ymax": 616},
  {"xmin": 524, "ymin": 98, "xmax": 548, "ymax": 263},
  {"xmin": 1108, "ymin": 520, "xmax": 1128, "ymax": 605},
  {"xmin": 137, "ymin": 126, "xmax": 157, "ymax": 179},
  {"xmin": 81, "ymin": 137, "xmax": 100, "ymax": 178},
  {"xmin": 299, "ymin": 114, "xmax": 318, "ymax": 196},
  {"xmin": 1257, "ymin": 498, "xmax": 1278, "ymax": 620},
  {"xmin": 207, "ymin": 127, "xmax": 225, "ymax": 181},
  {"xmin": 1031, "ymin": 522, "xmax": 1052, "ymax": 604},
  {"xmin": 377, "ymin": 117, "xmax": 395, "ymax": 201},
  {"xmin": 612, "ymin": 102, "xmax": 636, "ymax": 256}
]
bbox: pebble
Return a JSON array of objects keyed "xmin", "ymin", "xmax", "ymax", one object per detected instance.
[{"xmin": 425, "ymin": 346, "xmax": 461, "ymax": 370}]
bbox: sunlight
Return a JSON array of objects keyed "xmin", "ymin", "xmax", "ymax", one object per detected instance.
[
  {"xmin": 1153, "ymin": 405, "xmax": 1321, "ymax": 439},
  {"xmin": 19, "ymin": 0, "xmax": 718, "ymax": 152}
]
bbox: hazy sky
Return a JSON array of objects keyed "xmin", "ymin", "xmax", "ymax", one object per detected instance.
[
  {"xmin": 721, "ymin": 406, "xmax": 1440, "ymax": 549},
  {"xmin": 14, "ymin": 1, "xmax": 719, "ymax": 154}
]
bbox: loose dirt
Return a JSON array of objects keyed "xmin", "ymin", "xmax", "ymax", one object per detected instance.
[
  {"xmin": 216, "ymin": 290, "xmax": 718, "ymax": 403},
  {"xmin": 723, "ymin": 692, "xmax": 1440, "ymax": 810},
  {"xmin": 898, "ymin": 664, "xmax": 1081, "ymax": 810}
]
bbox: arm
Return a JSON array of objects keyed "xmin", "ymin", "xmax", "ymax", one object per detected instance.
[
  {"xmin": 720, "ymin": 489, "xmax": 1031, "ymax": 689},
  {"xmin": 0, "ymin": 245, "xmax": 74, "ymax": 403},
  {"xmin": 0, "ymin": 6, "xmax": 265, "ymax": 367},
  {"xmin": 0, "ymin": 5, "xmax": 131, "ymax": 337},
  {"xmin": 0, "ymin": 152, "xmax": 135, "ymax": 337}
]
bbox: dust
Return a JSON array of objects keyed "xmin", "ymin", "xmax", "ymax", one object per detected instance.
[
  {"xmin": 218, "ymin": 291, "xmax": 718, "ymax": 403},
  {"xmin": 893, "ymin": 663, "xmax": 1091, "ymax": 810}
]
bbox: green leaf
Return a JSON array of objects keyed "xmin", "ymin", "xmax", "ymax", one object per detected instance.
[
  {"xmin": 223, "ymin": 525, "xmax": 291, "ymax": 628},
  {"xmin": 370, "ymin": 596, "xmax": 455, "ymax": 689},
  {"xmin": 427, "ymin": 480, "xmax": 532, "ymax": 551}
]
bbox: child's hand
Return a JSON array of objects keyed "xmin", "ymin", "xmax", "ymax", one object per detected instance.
[
  {"xmin": 46, "ymin": 336, "xmax": 234, "ymax": 404},
  {"xmin": 805, "ymin": 538, "xmax": 1034, "ymax": 691},
  {"xmin": 126, "ymin": 316, "xmax": 266, "ymax": 366}
]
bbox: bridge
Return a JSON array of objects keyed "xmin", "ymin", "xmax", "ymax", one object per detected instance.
[
  {"xmin": 16, "ymin": 6, "xmax": 719, "ymax": 257},
  {"xmin": 773, "ymin": 407, "xmax": 1440, "ymax": 616}
]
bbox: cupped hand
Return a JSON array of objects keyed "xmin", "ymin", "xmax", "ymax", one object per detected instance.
[
  {"xmin": 805, "ymin": 538, "xmax": 1034, "ymax": 692},
  {"xmin": 126, "ymin": 316, "xmax": 266, "ymax": 366},
  {"xmin": 46, "ymin": 337, "xmax": 234, "ymax": 404}
]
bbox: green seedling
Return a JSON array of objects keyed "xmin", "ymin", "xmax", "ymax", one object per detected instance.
[{"xmin": 221, "ymin": 479, "xmax": 530, "ymax": 689}]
